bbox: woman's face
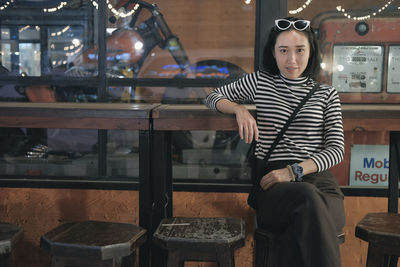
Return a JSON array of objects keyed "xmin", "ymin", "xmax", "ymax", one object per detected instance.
[{"xmin": 273, "ymin": 30, "xmax": 310, "ymax": 79}]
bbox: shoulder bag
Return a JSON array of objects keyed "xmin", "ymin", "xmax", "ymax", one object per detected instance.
[{"xmin": 247, "ymin": 82, "xmax": 320, "ymax": 209}]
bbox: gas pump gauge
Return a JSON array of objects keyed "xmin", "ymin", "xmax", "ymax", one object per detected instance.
[
  {"xmin": 332, "ymin": 45, "xmax": 384, "ymax": 93},
  {"xmin": 388, "ymin": 46, "xmax": 400, "ymax": 93}
]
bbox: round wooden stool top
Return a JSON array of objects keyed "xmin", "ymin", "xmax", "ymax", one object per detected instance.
[{"xmin": 153, "ymin": 217, "xmax": 245, "ymax": 250}]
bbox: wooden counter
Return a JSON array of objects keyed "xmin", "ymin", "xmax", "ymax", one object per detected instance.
[
  {"xmin": 151, "ymin": 104, "xmax": 400, "ymax": 131},
  {"xmin": 0, "ymin": 102, "xmax": 158, "ymax": 130},
  {"xmin": 1, "ymin": 103, "xmax": 399, "ymax": 131}
]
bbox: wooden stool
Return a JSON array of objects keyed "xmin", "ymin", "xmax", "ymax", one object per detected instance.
[
  {"xmin": 254, "ymin": 227, "xmax": 345, "ymax": 267},
  {"xmin": 0, "ymin": 222, "xmax": 23, "ymax": 267},
  {"xmin": 355, "ymin": 212, "xmax": 400, "ymax": 267},
  {"xmin": 40, "ymin": 221, "xmax": 146, "ymax": 267},
  {"xmin": 153, "ymin": 217, "xmax": 245, "ymax": 267}
]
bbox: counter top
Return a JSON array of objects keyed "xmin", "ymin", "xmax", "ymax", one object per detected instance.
[
  {"xmin": 1, "ymin": 103, "xmax": 400, "ymax": 131},
  {"xmin": 0, "ymin": 102, "xmax": 158, "ymax": 130}
]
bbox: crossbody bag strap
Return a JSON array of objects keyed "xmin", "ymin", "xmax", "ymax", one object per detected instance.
[{"xmin": 260, "ymin": 82, "xmax": 320, "ymax": 164}]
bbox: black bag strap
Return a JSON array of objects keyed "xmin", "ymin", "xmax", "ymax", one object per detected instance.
[{"xmin": 259, "ymin": 82, "xmax": 320, "ymax": 164}]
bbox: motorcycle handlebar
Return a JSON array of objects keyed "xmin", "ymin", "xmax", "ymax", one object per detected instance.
[
  {"xmin": 152, "ymin": 7, "xmax": 190, "ymax": 70},
  {"xmin": 108, "ymin": 0, "xmax": 190, "ymax": 70}
]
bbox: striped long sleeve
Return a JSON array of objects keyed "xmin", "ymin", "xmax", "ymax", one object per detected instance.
[{"xmin": 204, "ymin": 70, "xmax": 344, "ymax": 171}]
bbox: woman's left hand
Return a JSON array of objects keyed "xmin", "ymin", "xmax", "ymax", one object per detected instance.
[{"xmin": 259, "ymin": 168, "xmax": 292, "ymax": 190}]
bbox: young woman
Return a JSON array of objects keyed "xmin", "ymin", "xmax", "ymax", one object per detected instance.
[{"xmin": 204, "ymin": 17, "xmax": 345, "ymax": 267}]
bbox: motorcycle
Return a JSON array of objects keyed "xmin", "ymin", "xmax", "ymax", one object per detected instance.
[{"xmin": 24, "ymin": 0, "xmax": 247, "ymax": 104}]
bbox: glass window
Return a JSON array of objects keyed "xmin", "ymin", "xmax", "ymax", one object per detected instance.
[
  {"xmin": 0, "ymin": 6, "xmax": 94, "ymax": 79},
  {"xmin": 0, "ymin": 128, "xmax": 140, "ymax": 180},
  {"xmin": 288, "ymin": 0, "xmax": 400, "ymax": 103},
  {"xmin": 172, "ymin": 130, "xmax": 251, "ymax": 181},
  {"xmin": 19, "ymin": 43, "xmax": 41, "ymax": 76},
  {"xmin": 48, "ymin": 26, "xmax": 85, "ymax": 71},
  {"xmin": 18, "ymin": 26, "xmax": 40, "ymax": 40},
  {"xmin": 288, "ymin": 0, "xmax": 399, "ymax": 189},
  {"xmin": 0, "ymin": 0, "xmax": 254, "ymax": 104},
  {"xmin": 105, "ymin": 0, "xmax": 255, "ymax": 82}
]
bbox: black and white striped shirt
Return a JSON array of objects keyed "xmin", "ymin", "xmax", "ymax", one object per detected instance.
[{"xmin": 204, "ymin": 70, "xmax": 344, "ymax": 172}]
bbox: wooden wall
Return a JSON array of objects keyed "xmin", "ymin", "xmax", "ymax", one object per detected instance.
[{"xmin": 0, "ymin": 187, "xmax": 391, "ymax": 267}]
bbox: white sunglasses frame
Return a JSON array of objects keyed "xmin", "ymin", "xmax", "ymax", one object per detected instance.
[{"xmin": 274, "ymin": 19, "xmax": 311, "ymax": 31}]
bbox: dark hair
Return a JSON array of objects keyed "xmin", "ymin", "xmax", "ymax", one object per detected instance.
[{"xmin": 262, "ymin": 17, "xmax": 321, "ymax": 79}]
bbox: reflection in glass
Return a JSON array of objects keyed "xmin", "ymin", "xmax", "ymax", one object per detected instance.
[
  {"xmin": 134, "ymin": 86, "xmax": 210, "ymax": 104},
  {"xmin": 0, "ymin": 128, "xmax": 140, "ymax": 179},
  {"xmin": 0, "ymin": 43, "xmax": 11, "ymax": 72},
  {"xmin": 172, "ymin": 130, "xmax": 251, "ymax": 180},
  {"xmin": 0, "ymin": 83, "xmax": 29, "ymax": 101},
  {"xmin": 107, "ymin": 130, "xmax": 139, "ymax": 177},
  {"xmin": 18, "ymin": 26, "xmax": 40, "ymax": 40},
  {"xmin": 48, "ymin": 26, "xmax": 85, "ymax": 71},
  {"xmin": 105, "ymin": 0, "xmax": 254, "ymax": 81},
  {"xmin": 19, "ymin": 43, "xmax": 41, "ymax": 76}
]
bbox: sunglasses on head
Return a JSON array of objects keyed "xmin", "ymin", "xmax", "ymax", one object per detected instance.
[{"xmin": 275, "ymin": 19, "xmax": 310, "ymax": 31}]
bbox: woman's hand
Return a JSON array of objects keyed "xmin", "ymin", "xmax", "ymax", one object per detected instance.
[
  {"xmin": 234, "ymin": 105, "xmax": 259, "ymax": 144},
  {"xmin": 215, "ymin": 99, "xmax": 258, "ymax": 144},
  {"xmin": 259, "ymin": 167, "xmax": 292, "ymax": 190}
]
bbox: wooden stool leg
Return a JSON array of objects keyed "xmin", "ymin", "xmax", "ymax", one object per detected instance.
[
  {"xmin": 99, "ymin": 259, "xmax": 113, "ymax": 267},
  {"xmin": 366, "ymin": 244, "xmax": 387, "ymax": 267},
  {"xmin": 52, "ymin": 256, "xmax": 115, "ymax": 267},
  {"xmin": 167, "ymin": 250, "xmax": 184, "ymax": 267},
  {"xmin": 0, "ymin": 254, "xmax": 11, "ymax": 267},
  {"xmin": 216, "ymin": 248, "xmax": 234, "ymax": 267},
  {"xmin": 121, "ymin": 251, "xmax": 136, "ymax": 267},
  {"xmin": 51, "ymin": 256, "xmax": 63, "ymax": 267}
]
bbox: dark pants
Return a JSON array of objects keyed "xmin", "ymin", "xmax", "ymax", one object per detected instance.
[{"xmin": 255, "ymin": 160, "xmax": 345, "ymax": 267}]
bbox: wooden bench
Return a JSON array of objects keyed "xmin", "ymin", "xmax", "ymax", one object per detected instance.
[
  {"xmin": 0, "ymin": 222, "xmax": 23, "ymax": 267},
  {"xmin": 152, "ymin": 217, "xmax": 245, "ymax": 267},
  {"xmin": 40, "ymin": 221, "xmax": 146, "ymax": 267}
]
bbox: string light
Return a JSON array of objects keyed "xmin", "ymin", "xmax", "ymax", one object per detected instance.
[
  {"xmin": 107, "ymin": 0, "xmax": 139, "ymax": 18},
  {"xmin": 0, "ymin": 0, "xmax": 13, "ymax": 11},
  {"xmin": 90, "ymin": 0, "xmax": 139, "ymax": 17},
  {"xmin": 91, "ymin": 0, "xmax": 98, "ymax": 9},
  {"xmin": 289, "ymin": 0, "xmax": 312, "ymax": 15},
  {"xmin": 18, "ymin": 25, "xmax": 30, "ymax": 33},
  {"xmin": 336, "ymin": 0, "xmax": 395, "ymax": 20},
  {"xmin": 50, "ymin": 25, "xmax": 70, "ymax": 37},
  {"xmin": 65, "ymin": 44, "xmax": 83, "ymax": 57},
  {"xmin": 63, "ymin": 39, "xmax": 81, "ymax": 51},
  {"xmin": 43, "ymin": 1, "xmax": 67, "ymax": 12}
]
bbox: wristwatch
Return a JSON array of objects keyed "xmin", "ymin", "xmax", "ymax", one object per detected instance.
[{"xmin": 290, "ymin": 163, "xmax": 304, "ymax": 182}]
